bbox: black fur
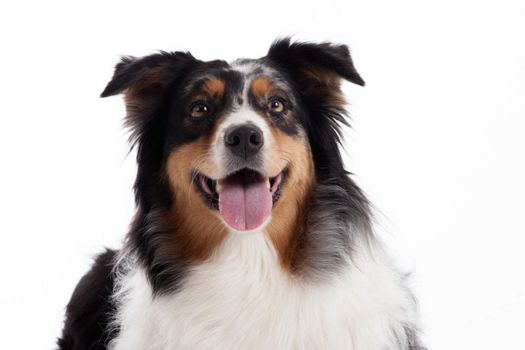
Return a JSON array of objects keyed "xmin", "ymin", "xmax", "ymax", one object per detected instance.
[
  {"xmin": 404, "ymin": 326, "xmax": 428, "ymax": 350},
  {"xmin": 58, "ymin": 249, "xmax": 117, "ymax": 350}
]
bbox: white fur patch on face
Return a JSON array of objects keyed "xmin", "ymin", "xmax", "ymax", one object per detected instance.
[
  {"xmin": 230, "ymin": 59, "xmax": 258, "ymax": 75},
  {"xmin": 212, "ymin": 103, "xmax": 275, "ymax": 179},
  {"xmin": 109, "ymin": 232, "xmax": 419, "ymax": 350}
]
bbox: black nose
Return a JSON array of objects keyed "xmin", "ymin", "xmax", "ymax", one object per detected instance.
[{"xmin": 224, "ymin": 124, "xmax": 264, "ymax": 158}]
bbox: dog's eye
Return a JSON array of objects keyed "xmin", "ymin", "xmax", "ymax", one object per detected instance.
[
  {"xmin": 190, "ymin": 103, "xmax": 210, "ymax": 118},
  {"xmin": 267, "ymin": 99, "xmax": 285, "ymax": 113}
]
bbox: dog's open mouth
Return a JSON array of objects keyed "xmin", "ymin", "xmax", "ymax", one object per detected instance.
[{"xmin": 195, "ymin": 168, "xmax": 285, "ymax": 231}]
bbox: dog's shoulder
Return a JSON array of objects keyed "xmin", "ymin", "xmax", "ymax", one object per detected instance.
[{"xmin": 57, "ymin": 249, "xmax": 118, "ymax": 350}]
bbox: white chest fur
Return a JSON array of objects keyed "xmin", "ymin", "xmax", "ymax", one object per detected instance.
[{"xmin": 110, "ymin": 232, "xmax": 416, "ymax": 350}]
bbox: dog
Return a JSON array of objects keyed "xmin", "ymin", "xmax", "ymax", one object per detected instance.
[{"xmin": 58, "ymin": 39, "xmax": 425, "ymax": 350}]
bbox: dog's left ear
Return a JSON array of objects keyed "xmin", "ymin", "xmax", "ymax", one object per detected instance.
[
  {"xmin": 266, "ymin": 38, "xmax": 364, "ymax": 105},
  {"xmin": 267, "ymin": 39, "xmax": 364, "ymax": 170}
]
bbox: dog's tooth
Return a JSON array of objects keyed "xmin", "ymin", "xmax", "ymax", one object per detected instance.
[
  {"xmin": 216, "ymin": 180, "xmax": 223, "ymax": 193},
  {"xmin": 266, "ymin": 178, "xmax": 271, "ymax": 190}
]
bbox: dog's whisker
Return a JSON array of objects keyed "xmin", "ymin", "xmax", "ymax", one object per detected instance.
[{"xmin": 187, "ymin": 154, "xmax": 211, "ymax": 204}]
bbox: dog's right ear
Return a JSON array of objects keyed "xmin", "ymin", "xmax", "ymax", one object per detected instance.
[
  {"xmin": 101, "ymin": 52, "xmax": 198, "ymax": 135},
  {"xmin": 101, "ymin": 51, "xmax": 197, "ymax": 98}
]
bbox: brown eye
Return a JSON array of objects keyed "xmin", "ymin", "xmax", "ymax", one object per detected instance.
[
  {"xmin": 190, "ymin": 103, "xmax": 209, "ymax": 118},
  {"xmin": 267, "ymin": 99, "xmax": 285, "ymax": 113}
]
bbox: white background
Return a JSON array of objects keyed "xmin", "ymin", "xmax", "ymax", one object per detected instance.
[{"xmin": 1, "ymin": 1, "xmax": 524, "ymax": 349}]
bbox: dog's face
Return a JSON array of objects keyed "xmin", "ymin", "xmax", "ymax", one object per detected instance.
[
  {"xmin": 165, "ymin": 61, "xmax": 314, "ymax": 233},
  {"xmin": 101, "ymin": 39, "xmax": 364, "ymax": 264}
]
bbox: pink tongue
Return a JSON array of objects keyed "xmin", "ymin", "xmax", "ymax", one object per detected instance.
[{"xmin": 218, "ymin": 171, "xmax": 272, "ymax": 231}]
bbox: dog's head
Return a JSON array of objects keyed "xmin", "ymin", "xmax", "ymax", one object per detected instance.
[{"xmin": 102, "ymin": 39, "xmax": 364, "ymax": 274}]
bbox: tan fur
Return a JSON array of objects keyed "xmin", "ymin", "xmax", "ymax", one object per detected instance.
[
  {"xmin": 165, "ymin": 127, "xmax": 228, "ymax": 261},
  {"xmin": 302, "ymin": 67, "xmax": 346, "ymax": 106},
  {"xmin": 251, "ymin": 76, "xmax": 275, "ymax": 99},
  {"xmin": 264, "ymin": 128, "xmax": 314, "ymax": 272},
  {"xmin": 121, "ymin": 64, "xmax": 179, "ymax": 131},
  {"xmin": 201, "ymin": 79, "xmax": 225, "ymax": 98}
]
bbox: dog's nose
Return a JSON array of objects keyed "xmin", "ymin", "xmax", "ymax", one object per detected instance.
[{"xmin": 224, "ymin": 124, "xmax": 264, "ymax": 158}]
